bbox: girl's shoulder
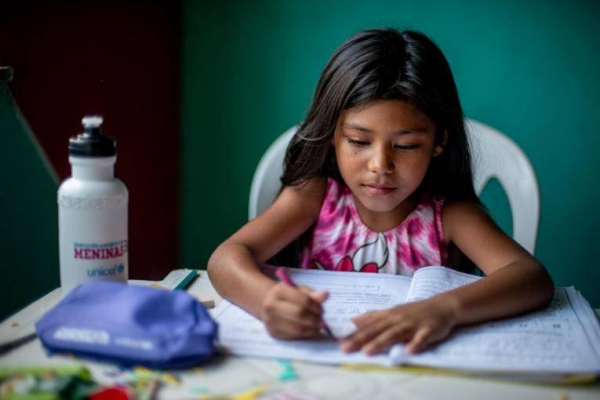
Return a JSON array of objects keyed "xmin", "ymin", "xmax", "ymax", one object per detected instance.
[
  {"xmin": 289, "ymin": 176, "xmax": 328, "ymax": 197},
  {"xmin": 442, "ymin": 199, "xmax": 489, "ymax": 222},
  {"xmin": 442, "ymin": 199, "xmax": 488, "ymax": 216},
  {"xmin": 441, "ymin": 199, "xmax": 492, "ymax": 241}
]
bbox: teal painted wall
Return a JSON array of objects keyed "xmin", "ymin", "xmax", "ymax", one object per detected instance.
[
  {"xmin": 0, "ymin": 82, "xmax": 60, "ymax": 319},
  {"xmin": 181, "ymin": 0, "xmax": 600, "ymax": 306}
]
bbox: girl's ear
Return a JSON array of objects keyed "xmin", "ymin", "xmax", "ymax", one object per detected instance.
[{"xmin": 433, "ymin": 130, "xmax": 448, "ymax": 157}]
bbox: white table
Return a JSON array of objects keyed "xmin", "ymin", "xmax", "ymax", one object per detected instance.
[{"xmin": 1, "ymin": 272, "xmax": 599, "ymax": 400}]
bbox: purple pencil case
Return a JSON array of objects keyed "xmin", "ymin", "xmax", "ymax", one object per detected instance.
[{"xmin": 35, "ymin": 280, "xmax": 218, "ymax": 368}]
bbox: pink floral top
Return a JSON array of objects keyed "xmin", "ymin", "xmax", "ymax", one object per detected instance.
[{"xmin": 300, "ymin": 178, "xmax": 448, "ymax": 276}]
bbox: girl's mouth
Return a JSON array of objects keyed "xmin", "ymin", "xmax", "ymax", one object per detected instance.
[{"xmin": 362, "ymin": 184, "xmax": 396, "ymax": 196}]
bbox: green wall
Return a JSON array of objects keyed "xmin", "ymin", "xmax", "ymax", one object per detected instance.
[
  {"xmin": 181, "ymin": 0, "xmax": 600, "ymax": 307},
  {"xmin": 0, "ymin": 82, "xmax": 60, "ymax": 319}
]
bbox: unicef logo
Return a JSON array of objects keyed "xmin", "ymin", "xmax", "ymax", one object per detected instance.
[{"xmin": 87, "ymin": 263, "xmax": 125, "ymax": 277}]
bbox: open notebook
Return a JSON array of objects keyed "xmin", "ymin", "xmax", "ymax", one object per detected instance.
[{"xmin": 210, "ymin": 266, "xmax": 600, "ymax": 381}]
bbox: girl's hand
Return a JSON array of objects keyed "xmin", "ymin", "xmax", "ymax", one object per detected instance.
[
  {"xmin": 340, "ymin": 298, "xmax": 457, "ymax": 355},
  {"xmin": 260, "ymin": 282, "xmax": 329, "ymax": 339}
]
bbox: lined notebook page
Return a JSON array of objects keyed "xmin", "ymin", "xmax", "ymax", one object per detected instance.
[{"xmin": 391, "ymin": 268, "xmax": 600, "ymax": 373}]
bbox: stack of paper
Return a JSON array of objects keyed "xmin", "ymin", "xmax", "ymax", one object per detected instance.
[{"xmin": 211, "ymin": 266, "xmax": 600, "ymax": 382}]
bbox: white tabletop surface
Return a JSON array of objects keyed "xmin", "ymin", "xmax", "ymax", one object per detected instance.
[{"xmin": 1, "ymin": 272, "xmax": 599, "ymax": 400}]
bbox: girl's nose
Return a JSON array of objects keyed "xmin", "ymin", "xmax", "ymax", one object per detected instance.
[{"xmin": 368, "ymin": 146, "xmax": 394, "ymax": 174}]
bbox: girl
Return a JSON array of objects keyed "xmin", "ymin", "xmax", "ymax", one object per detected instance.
[{"xmin": 208, "ymin": 28, "xmax": 554, "ymax": 355}]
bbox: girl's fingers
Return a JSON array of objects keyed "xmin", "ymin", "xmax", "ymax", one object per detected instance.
[
  {"xmin": 262, "ymin": 283, "xmax": 326, "ymax": 339},
  {"xmin": 404, "ymin": 327, "xmax": 432, "ymax": 354},
  {"xmin": 361, "ymin": 325, "xmax": 411, "ymax": 355},
  {"xmin": 276, "ymin": 284, "xmax": 324, "ymax": 316},
  {"xmin": 360, "ymin": 322, "xmax": 418, "ymax": 355},
  {"xmin": 264, "ymin": 306, "xmax": 321, "ymax": 339},
  {"xmin": 267, "ymin": 316, "xmax": 322, "ymax": 339},
  {"xmin": 265, "ymin": 297, "xmax": 321, "ymax": 327},
  {"xmin": 342, "ymin": 317, "xmax": 419, "ymax": 355},
  {"xmin": 351, "ymin": 309, "xmax": 384, "ymax": 326},
  {"xmin": 309, "ymin": 290, "xmax": 329, "ymax": 304},
  {"xmin": 340, "ymin": 317, "xmax": 390, "ymax": 353},
  {"xmin": 343, "ymin": 302, "xmax": 454, "ymax": 355},
  {"xmin": 288, "ymin": 303, "xmax": 321, "ymax": 326},
  {"xmin": 298, "ymin": 286, "xmax": 329, "ymax": 305}
]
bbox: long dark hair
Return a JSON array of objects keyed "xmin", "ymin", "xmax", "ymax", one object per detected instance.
[{"xmin": 282, "ymin": 28, "xmax": 478, "ymax": 204}]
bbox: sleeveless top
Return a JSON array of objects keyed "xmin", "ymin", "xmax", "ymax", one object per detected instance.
[{"xmin": 299, "ymin": 178, "xmax": 448, "ymax": 276}]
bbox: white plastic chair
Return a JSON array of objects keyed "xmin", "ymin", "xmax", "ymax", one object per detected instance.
[
  {"xmin": 249, "ymin": 119, "xmax": 539, "ymax": 254},
  {"xmin": 465, "ymin": 119, "xmax": 539, "ymax": 254},
  {"xmin": 248, "ymin": 125, "xmax": 298, "ymax": 222}
]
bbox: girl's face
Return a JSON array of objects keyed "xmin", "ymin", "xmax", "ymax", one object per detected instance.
[{"xmin": 333, "ymin": 99, "xmax": 444, "ymax": 231}]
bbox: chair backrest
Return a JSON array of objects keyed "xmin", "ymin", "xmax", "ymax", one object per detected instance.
[
  {"xmin": 248, "ymin": 125, "xmax": 297, "ymax": 221},
  {"xmin": 249, "ymin": 118, "xmax": 539, "ymax": 254},
  {"xmin": 465, "ymin": 119, "xmax": 539, "ymax": 254}
]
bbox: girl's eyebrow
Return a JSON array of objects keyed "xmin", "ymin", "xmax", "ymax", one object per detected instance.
[{"xmin": 342, "ymin": 123, "xmax": 430, "ymax": 135}]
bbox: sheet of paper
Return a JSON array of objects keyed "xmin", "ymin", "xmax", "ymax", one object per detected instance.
[
  {"xmin": 279, "ymin": 267, "xmax": 412, "ymax": 337},
  {"xmin": 392, "ymin": 286, "xmax": 600, "ymax": 373},
  {"xmin": 405, "ymin": 266, "xmax": 480, "ymax": 302},
  {"xmin": 210, "ymin": 267, "xmax": 413, "ymax": 366},
  {"xmin": 211, "ymin": 266, "xmax": 600, "ymax": 374}
]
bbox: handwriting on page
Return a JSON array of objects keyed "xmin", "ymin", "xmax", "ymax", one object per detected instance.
[
  {"xmin": 406, "ymin": 267, "xmax": 479, "ymax": 302},
  {"xmin": 211, "ymin": 268, "xmax": 414, "ymax": 364},
  {"xmin": 213, "ymin": 267, "xmax": 600, "ymax": 373},
  {"xmin": 401, "ymin": 288, "xmax": 600, "ymax": 372},
  {"xmin": 288, "ymin": 270, "xmax": 411, "ymax": 337},
  {"xmin": 324, "ymin": 291, "xmax": 396, "ymax": 336}
]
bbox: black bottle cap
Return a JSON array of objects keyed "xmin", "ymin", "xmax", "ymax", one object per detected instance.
[{"xmin": 69, "ymin": 116, "xmax": 116, "ymax": 157}]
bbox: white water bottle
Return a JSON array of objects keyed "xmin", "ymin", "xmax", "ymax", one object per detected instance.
[{"xmin": 58, "ymin": 116, "xmax": 128, "ymax": 295}]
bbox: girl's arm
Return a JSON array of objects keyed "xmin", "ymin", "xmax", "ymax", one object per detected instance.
[
  {"xmin": 341, "ymin": 201, "xmax": 554, "ymax": 355},
  {"xmin": 433, "ymin": 201, "xmax": 554, "ymax": 323},
  {"xmin": 207, "ymin": 178, "xmax": 327, "ymax": 338}
]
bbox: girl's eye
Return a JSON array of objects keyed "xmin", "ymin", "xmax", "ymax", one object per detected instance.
[
  {"xmin": 394, "ymin": 144, "xmax": 420, "ymax": 150},
  {"xmin": 347, "ymin": 138, "xmax": 370, "ymax": 147}
]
